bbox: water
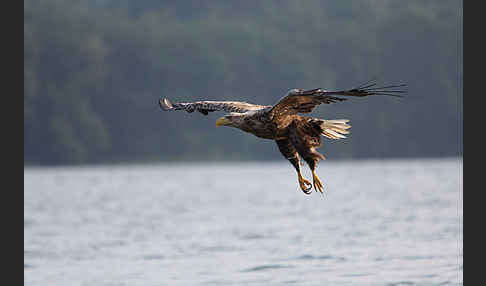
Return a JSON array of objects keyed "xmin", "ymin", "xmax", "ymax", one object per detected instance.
[{"xmin": 24, "ymin": 158, "xmax": 463, "ymax": 285}]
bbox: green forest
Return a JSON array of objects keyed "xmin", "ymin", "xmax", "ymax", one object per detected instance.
[{"xmin": 24, "ymin": 0, "xmax": 462, "ymax": 165}]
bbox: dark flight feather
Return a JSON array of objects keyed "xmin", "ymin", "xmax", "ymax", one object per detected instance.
[{"xmin": 269, "ymin": 81, "xmax": 406, "ymax": 121}]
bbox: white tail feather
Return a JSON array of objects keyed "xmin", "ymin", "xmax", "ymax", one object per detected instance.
[{"xmin": 321, "ymin": 119, "xmax": 351, "ymax": 140}]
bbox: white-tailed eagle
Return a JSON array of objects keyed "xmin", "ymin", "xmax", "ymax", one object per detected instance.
[{"xmin": 159, "ymin": 81, "xmax": 405, "ymax": 195}]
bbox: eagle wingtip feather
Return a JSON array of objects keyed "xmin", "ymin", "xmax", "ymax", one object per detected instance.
[{"xmin": 159, "ymin": 98, "xmax": 173, "ymax": 111}]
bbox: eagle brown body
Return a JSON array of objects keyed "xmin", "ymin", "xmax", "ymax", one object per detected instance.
[{"xmin": 159, "ymin": 81, "xmax": 405, "ymax": 195}]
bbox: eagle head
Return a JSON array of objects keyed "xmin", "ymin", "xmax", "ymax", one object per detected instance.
[{"xmin": 216, "ymin": 113, "xmax": 245, "ymax": 128}]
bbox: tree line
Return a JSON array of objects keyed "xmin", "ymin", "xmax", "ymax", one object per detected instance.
[{"xmin": 24, "ymin": 0, "xmax": 462, "ymax": 165}]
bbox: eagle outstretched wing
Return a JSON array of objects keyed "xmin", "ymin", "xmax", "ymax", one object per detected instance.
[
  {"xmin": 270, "ymin": 81, "xmax": 406, "ymax": 120},
  {"xmin": 159, "ymin": 98, "xmax": 270, "ymax": 115}
]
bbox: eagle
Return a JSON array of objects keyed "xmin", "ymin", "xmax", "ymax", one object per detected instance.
[{"xmin": 159, "ymin": 81, "xmax": 405, "ymax": 195}]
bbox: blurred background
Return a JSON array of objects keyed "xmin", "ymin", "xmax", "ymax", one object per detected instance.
[{"xmin": 24, "ymin": 0, "xmax": 462, "ymax": 166}]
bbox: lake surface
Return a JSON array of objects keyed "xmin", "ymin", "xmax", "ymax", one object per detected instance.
[{"xmin": 24, "ymin": 158, "xmax": 463, "ymax": 286}]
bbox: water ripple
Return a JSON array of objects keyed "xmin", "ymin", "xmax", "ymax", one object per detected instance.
[
  {"xmin": 141, "ymin": 254, "xmax": 165, "ymax": 260},
  {"xmin": 295, "ymin": 254, "xmax": 346, "ymax": 261},
  {"xmin": 386, "ymin": 282, "xmax": 415, "ymax": 286},
  {"xmin": 241, "ymin": 264, "xmax": 294, "ymax": 272}
]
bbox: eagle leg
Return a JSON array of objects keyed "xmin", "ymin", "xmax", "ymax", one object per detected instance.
[{"xmin": 275, "ymin": 139, "xmax": 313, "ymax": 195}]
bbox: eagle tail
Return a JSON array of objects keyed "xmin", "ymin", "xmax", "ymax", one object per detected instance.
[{"xmin": 320, "ymin": 119, "xmax": 351, "ymax": 140}]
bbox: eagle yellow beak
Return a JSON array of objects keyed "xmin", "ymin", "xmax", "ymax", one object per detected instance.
[{"xmin": 216, "ymin": 117, "xmax": 231, "ymax": 127}]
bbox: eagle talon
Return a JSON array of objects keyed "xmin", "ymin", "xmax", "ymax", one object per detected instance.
[
  {"xmin": 298, "ymin": 173, "xmax": 312, "ymax": 195},
  {"xmin": 303, "ymin": 184, "xmax": 312, "ymax": 195}
]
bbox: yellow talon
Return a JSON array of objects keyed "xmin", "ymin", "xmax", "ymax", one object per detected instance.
[
  {"xmin": 312, "ymin": 171, "xmax": 324, "ymax": 193},
  {"xmin": 298, "ymin": 172, "xmax": 312, "ymax": 195}
]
